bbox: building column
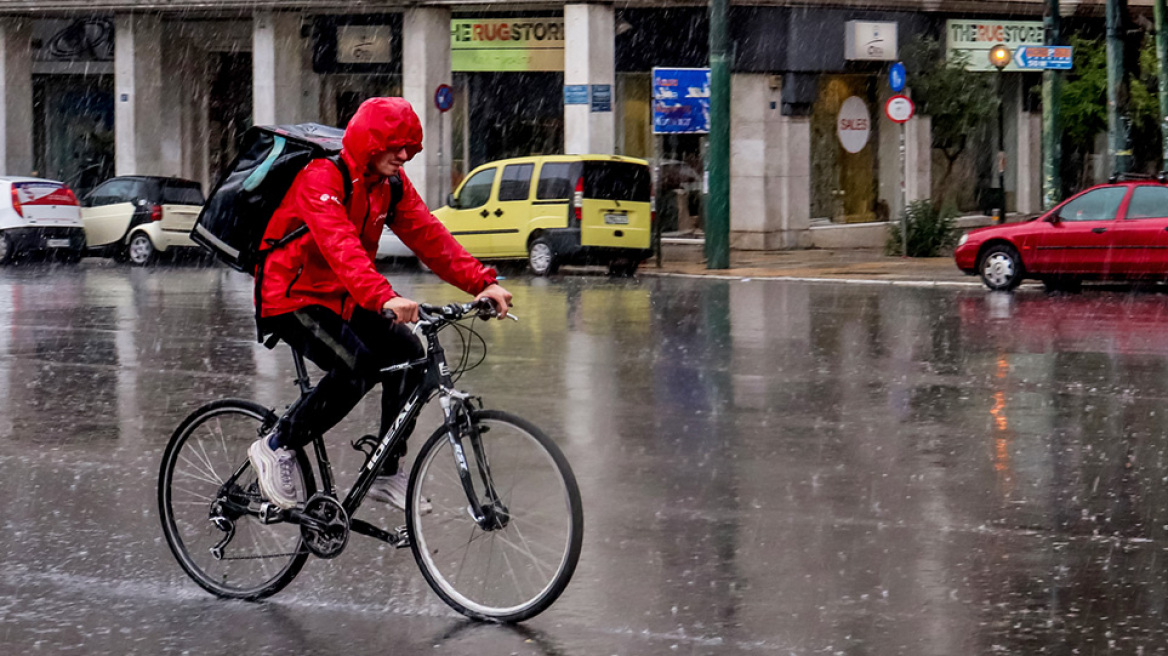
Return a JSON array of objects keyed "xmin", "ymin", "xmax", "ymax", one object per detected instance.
[
  {"xmin": 403, "ymin": 7, "xmax": 452, "ymax": 208},
  {"xmin": 564, "ymin": 3, "xmax": 614, "ymax": 155},
  {"xmin": 0, "ymin": 19, "xmax": 31, "ymax": 177},
  {"xmin": 729, "ymin": 74, "xmax": 810, "ymax": 250},
  {"xmin": 252, "ymin": 11, "xmax": 304, "ymax": 126},
  {"xmin": 115, "ymin": 14, "xmax": 163, "ymax": 176},
  {"xmin": 904, "ymin": 114, "xmax": 931, "ymax": 206}
]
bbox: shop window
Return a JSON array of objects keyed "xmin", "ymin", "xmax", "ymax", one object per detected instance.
[
  {"xmin": 1124, "ymin": 186, "xmax": 1168, "ymax": 220},
  {"xmin": 536, "ymin": 163, "xmax": 574, "ymax": 200},
  {"xmin": 498, "ymin": 164, "xmax": 534, "ymax": 201},
  {"xmin": 459, "ymin": 168, "xmax": 496, "ymax": 208}
]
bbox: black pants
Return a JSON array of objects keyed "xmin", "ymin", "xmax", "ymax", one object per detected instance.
[{"xmin": 263, "ymin": 305, "xmax": 424, "ymax": 474}]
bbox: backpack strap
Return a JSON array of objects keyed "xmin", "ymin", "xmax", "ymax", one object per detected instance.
[
  {"xmin": 387, "ymin": 175, "xmax": 403, "ymax": 222},
  {"xmin": 255, "ymin": 153, "xmax": 353, "ymax": 342}
]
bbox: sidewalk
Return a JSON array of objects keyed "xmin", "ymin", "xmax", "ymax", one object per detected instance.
[{"xmin": 641, "ymin": 239, "xmax": 979, "ymax": 287}]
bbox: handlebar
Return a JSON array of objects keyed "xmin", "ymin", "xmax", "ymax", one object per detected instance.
[{"xmin": 382, "ymin": 298, "xmax": 517, "ymax": 325}]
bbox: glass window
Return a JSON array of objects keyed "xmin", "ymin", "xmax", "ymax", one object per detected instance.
[
  {"xmin": 497, "ymin": 164, "xmax": 534, "ymax": 202},
  {"xmin": 583, "ymin": 162, "xmax": 651, "ymax": 202},
  {"xmin": 162, "ymin": 182, "xmax": 204, "ymax": 205},
  {"xmin": 536, "ymin": 163, "xmax": 574, "ymax": 200},
  {"xmin": 1057, "ymin": 187, "xmax": 1127, "ymax": 222},
  {"xmin": 85, "ymin": 179, "xmax": 138, "ymax": 207},
  {"xmin": 1124, "ymin": 186, "xmax": 1168, "ymax": 220},
  {"xmin": 458, "ymin": 168, "xmax": 496, "ymax": 209}
]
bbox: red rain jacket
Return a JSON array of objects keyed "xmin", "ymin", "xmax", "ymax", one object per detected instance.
[{"xmin": 257, "ymin": 97, "xmax": 497, "ymax": 320}]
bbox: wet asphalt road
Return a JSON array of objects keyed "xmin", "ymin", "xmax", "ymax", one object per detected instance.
[{"xmin": 3, "ymin": 259, "xmax": 1168, "ymax": 654}]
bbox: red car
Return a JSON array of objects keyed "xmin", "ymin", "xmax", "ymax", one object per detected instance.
[{"xmin": 954, "ymin": 178, "xmax": 1168, "ymax": 291}]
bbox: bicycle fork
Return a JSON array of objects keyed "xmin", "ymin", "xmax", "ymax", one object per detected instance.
[{"xmin": 441, "ymin": 393, "xmax": 509, "ymax": 530}]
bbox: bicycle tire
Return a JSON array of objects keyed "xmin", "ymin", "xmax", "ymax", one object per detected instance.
[
  {"xmin": 407, "ymin": 410, "xmax": 583, "ymax": 622},
  {"xmin": 158, "ymin": 399, "xmax": 316, "ymax": 600}
]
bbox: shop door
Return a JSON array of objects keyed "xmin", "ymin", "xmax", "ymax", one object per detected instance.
[{"xmin": 811, "ymin": 76, "xmax": 878, "ymax": 223}]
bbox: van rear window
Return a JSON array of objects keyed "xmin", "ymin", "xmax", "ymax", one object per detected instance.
[{"xmin": 584, "ymin": 162, "xmax": 650, "ymax": 202}]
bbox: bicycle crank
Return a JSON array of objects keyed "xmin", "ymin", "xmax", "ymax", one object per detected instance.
[{"xmin": 299, "ymin": 494, "xmax": 350, "ymax": 559}]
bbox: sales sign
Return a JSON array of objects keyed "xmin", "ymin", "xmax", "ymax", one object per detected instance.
[
  {"xmin": 946, "ymin": 19, "xmax": 1044, "ymax": 72},
  {"xmin": 837, "ymin": 96, "xmax": 871, "ymax": 154},
  {"xmin": 652, "ymin": 67, "xmax": 710, "ymax": 134}
]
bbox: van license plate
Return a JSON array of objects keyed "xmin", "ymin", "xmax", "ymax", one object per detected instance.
[
  {"xmin": 46, "ymin": 239, "xmax": 70, "ymax": 248},
  {"xmin": 604, "ymin": 213, "xmax": 629, "ymax": 225}
]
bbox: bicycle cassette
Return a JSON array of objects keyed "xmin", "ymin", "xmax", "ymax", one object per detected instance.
[{"xmin": 300, "ymin": 494, "xmax": 350, "ymax": 559}]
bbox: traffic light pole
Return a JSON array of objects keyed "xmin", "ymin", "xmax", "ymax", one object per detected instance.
[
  {"xmin": 706, "ymin": 0, "xmax": 730, "ymax": 270},
  {"xmin": 1155, "ymin": 0, "xmax": 1168, "ymax": 168},
  {"xmin": 1107, "ymin": 0, "xmax": 1131, "ymax": 176},
  {"xmin": 1042, "ymin": 0, "xmax": 1062, "ymax": 209}
]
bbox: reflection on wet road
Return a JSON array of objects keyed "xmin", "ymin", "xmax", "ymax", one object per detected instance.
[{"xmin": 2, "ymin": 261, "xmax": 1168, "ymax": 654}]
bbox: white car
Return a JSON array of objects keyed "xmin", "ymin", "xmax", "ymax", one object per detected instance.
[
  {"xmin": 81, "ymin": 176, "xmax": 204, "ymax": 265},
  {"xmin": 0, "ymin": 177, "xmax": 86, "ymax": 264},
  {"xmin": 377, "ymin": 225, "xmax": 418, "ymax": 262}
]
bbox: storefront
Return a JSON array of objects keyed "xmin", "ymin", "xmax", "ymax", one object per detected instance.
[
  {"xmin": 30, "ymin": 18, "xmax": 116, "ymax": 196},
  {"xmin": 449, "ymin": 15, "xmax": 566, "ymax": 183}
]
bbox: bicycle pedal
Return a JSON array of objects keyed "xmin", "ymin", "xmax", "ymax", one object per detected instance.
[
  {"xmin": 392, "ymin": 525, "xmax": 411, "ymax": 549},
  {"xmin": 258, "ymin": 502, "xmax": 284, "ymax": 524}
]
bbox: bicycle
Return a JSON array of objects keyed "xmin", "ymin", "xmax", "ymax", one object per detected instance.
[{"xmin": 157, "ymin": 299, "xmax": 584, "ymax": 622}]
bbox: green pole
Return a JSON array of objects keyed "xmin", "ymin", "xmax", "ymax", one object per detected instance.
[
  {"xmin": 1155, "ymin": 0, "xmax": 1168, "ymax": 169},
  {"xmin": 1042, "ymin": 0, "xmax": 1063, "ymax": 209},
  {"xmin": 1107, "ymin": 0, "xmax": 1131, "ymax": 175},
  {"xmin": 706, "ymin": 0, "xmax": 730, "ymax": 270}
]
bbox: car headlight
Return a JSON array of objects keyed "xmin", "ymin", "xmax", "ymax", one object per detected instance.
[{"xmin": 957, "ymin": 234, "xmax": 968, "ymax": 247}]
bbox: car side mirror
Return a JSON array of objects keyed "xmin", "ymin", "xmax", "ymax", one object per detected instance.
[
  {"xmin": 1046, "ymin": 213, "xmax": 1061, "ymax": 224},
  {"xmin": 446, "ymin": 192, "xmax": 458, "ymax": 209}
]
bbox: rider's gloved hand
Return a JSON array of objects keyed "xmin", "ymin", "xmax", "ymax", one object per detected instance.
[
  {"xmin": 383, "ymin": 296, "xmax": 419, "ymax": 324},
  {"xmin": 475, "ymin": 284, "xmax": 513, "ymax": 318}
]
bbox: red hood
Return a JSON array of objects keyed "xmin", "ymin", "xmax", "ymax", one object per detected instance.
[{"xmin": 342, "ymin": 97, "xmax": 424, "ymax": 177}]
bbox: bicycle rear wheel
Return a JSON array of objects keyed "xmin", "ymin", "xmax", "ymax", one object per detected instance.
[
  {"xmin": 158, "ymin": 399, "xmax": 315, "ymax": 600},
  {"xmin": 408, "ymin": 410, "xmax": 583, "ymax": 622}
]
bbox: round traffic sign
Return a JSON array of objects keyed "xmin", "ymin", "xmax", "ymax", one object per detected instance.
[
  {"xmin": 889, "ymin": 62, "xmax": 907, "ymax": 93},
  {"xmin": 885, "ymin": 95, "xmax": 915, "ymax": 124},
  {"xmin": 434, "ymin": 84, "xmax": 454, "ymax": 113}
]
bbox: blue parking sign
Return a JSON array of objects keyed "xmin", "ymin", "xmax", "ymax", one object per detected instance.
[{"xmin": 652, "ymin": 68, "xmax": 710, "ymax": 134}]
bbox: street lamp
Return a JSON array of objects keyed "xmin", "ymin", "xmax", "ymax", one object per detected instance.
[{"xmin": 990, "ymin": 44, "xmax": 1011, "ymax": 224}]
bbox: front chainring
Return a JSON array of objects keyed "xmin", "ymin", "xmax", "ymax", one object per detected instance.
[{"xmin": 300, "ymin": 494, "xmax": 350, "ymax": 559}]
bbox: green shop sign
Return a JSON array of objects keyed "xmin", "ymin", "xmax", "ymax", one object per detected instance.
[{"xmin": 451, "ymin": 18, "xmax": 564, "ymax": 72}]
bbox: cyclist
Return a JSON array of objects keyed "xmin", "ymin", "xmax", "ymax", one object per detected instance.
[{"xmin": 248, "ymin": 97, "xmax": 512, "ymax": 511}]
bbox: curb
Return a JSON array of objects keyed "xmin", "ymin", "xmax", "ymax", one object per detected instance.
[{"xmin": 638, "ymin": 269, "xmax": 985, "ymax": 288}]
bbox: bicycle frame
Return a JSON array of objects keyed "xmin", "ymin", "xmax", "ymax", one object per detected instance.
[{"xmin": 266, "ymin": 308, "xmax": 506, "ymax": 545}]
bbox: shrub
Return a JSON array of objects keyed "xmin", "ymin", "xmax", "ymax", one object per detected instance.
[{"xmin": 885, "ymin": 200, "xmax": 959, "ymax": 257}]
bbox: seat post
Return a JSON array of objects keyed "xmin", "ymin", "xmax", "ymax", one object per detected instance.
[{"xmin": 291, "ymin": 348, "xmax": 312, "ymax": 396}]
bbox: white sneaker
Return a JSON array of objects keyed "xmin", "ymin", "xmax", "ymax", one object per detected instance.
[
  {"xmin": 368, "ymin": 471, "xmax": 432, "ymax": 513},
  {"xmin": 248, "ymin": 437, "xmax": 305, "ymax": 510}
]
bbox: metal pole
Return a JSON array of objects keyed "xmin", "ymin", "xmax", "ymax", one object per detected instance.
[
  {"xmin": 900, "ymin": 121, "xmax": 907, "ymax": 257},
  {"xmin": 706, "ymin": 0, "xmax": 730, "ymax": 270},
  {"xmin": 1155, "ymin": 0, "xmax": 1168, "ymax": 169},
  {"xmin": 1107, "ymin": 0, "xmax": 1131, "ymax": 176},
  {"xmin": 1042, "ymin": 0, "xmax": 1063, "ymax": 209},
  {"xmin": 998, "ymin": 69, "xmax": 1007, "ymax": 223}
]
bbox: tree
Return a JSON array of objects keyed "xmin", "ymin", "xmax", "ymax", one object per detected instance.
[{"xmin": 902, "ymin": 36, "xmax": 998, "ymax": 202}]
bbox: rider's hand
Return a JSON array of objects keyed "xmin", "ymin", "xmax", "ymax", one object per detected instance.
[
  {"xmin": 383, "ymin": 296, "xmax": 419, "ymax": 324},
  {"xmin": 475, "ymin": 284, "xmax": 512, "ymax": 318}
]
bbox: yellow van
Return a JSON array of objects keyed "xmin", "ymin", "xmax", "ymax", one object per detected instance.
[{"xmin": 434, "ymin": 155, "xmax": 654, "ymax": 275}]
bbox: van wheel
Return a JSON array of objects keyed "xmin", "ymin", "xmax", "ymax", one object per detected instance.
[
  {"xmin": 528, "ymin": 238, "xmax": 558, "ymax": 276},
  {"xmin": 126, "ymin": 233, "xmax": 156, "ymax": 266},
  {"xmin": 0, "ymin": 232, "xmax": 13, "ymax": 265}
]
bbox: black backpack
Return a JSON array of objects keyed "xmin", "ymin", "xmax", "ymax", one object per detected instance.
[{"xmin": 191, "ymin": 122, "xmax": 402, "ymax": 273}]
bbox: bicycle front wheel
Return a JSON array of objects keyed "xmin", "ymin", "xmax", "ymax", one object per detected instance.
[
  {"xmin": 408, "ymin": 410, "xmax": 583, "ymax": 622},
  {"xmin": 158, "ymin": 399, "xmax": 315, "ymax": 600}
]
